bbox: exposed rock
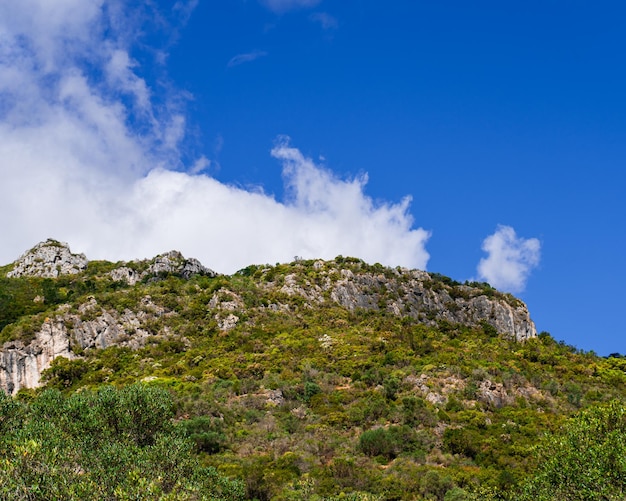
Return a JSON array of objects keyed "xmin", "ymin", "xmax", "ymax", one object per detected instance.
[
  {"xmin": 0, "ymin": 318, "xmax": 74, "ymax": 395},
  {"xmin": 407, "ymin": 373, "xmax": 467, "ymax": 406},
  {"xmin": 318, "ymin": 334, "xmax": 334, "ymax": 350},
  {"xmin": 0, "ymin": 296, "xmax": 170, "ymax": 395},
  {"xmin": 7, "ymin": 239, "xmax": 88, "ymax": 278},
  {"xmin": 477, "ymin": 379, "xmax": 513, "ymax": 408},
  {"xmin": 110, "ymin": 266, "xmax": 141, "ymax": 285},
  {"xmin": 264, "ymin": 388, "xmax": 285, "ymax": 406},
  {"xmin": 146, "ymin": 251, "xmax": 216, "ymax": 279},
  {"xmin": 209, "ymin": 289, "xmax": 244, "ymax": 311},
  {"xmin": 216, "ymin": 313, "xmax": 239, "ymax": 331},
  {"xmin": 324, "ymin": 264, "xmax": 536, "ymax": 341},
  {"xmin": 426, "ymin": 392, "xmax": 447, "ymax": 406},
  {"xmin": 281, "ymin": 273, "xmax": 324, "ymax": 303},
  {"xmin": 109, "ymin": 251, "xmax": 217, "ymax": 285},
  {"xmin": 290, "ymin": 406, "xmax": 308, "ymax": 419}
]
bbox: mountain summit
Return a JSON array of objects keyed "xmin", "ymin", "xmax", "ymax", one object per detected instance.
[
  {"xmin": 1, "ymin": 240, "xmax": 624, "ymax": 500},
  {"xmin": 0, "ymin": 240, "xmax": 535, "ymax": 396}
]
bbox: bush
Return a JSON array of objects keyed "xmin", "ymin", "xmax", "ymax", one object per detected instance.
[
  {"xmin": 358, "ymin": 426, "xmax": 421, "ymax": 461},
  {"xmin": 0, "ymin": 385, "xmax": 245, "ymax": 500},
  {"xmin": 517, "ymin": 400, "xmax": 626, "ymax": 500},
  {"xmin": 443, "ymin": 427, "xmax": 481, "ymax": 459},
  {"xmin": 178, "ymin": 415, "xmax": 227, "ymax": 453}
]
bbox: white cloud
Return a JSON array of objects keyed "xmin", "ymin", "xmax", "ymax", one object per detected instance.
[
  {"xmin": 259, "ymin": 0, "xmax": 321, "ymax": 14},
  {"xmin": 477, "ymin": 225, "xmax": 541, "ymax": 293},
  {"xmin": 0, "ymin": 1, "xmax": 431, "ymax": 274},
  {"xmin": 227, "ymin": 50, "xmax": 268, "ymax": 68}
]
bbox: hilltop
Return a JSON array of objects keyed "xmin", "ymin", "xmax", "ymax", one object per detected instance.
[{"xmin": 1, "ymin": 240, "xmax": 625, "ymax": 500}]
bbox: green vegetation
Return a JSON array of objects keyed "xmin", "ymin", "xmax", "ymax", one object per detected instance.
[
  {"xmin": 517, "ymin": 399, "xmax": 626, "ymax": 500},
  {"xmin": 1, "ymin": 257, "xmax": 625, "ymax": 499},
  {"xmin": 0, "ymin": 384, "xmax": 244, "ymax": 500}
]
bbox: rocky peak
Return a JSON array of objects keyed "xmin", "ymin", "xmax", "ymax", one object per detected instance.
[
  {"xmin": 109, "ymin": 250, "xmax": 217, "ymax": 285},
  {"xmin": 261, "ymin": 259, "xmax": 537, "ymax": 342},
  {"xmin": 7, "ymin": 239, "xmax": 88, "ymax": 278},
  {"xmin": 146, "ymin": 250, "xmax": 216, "ymax": 279}
]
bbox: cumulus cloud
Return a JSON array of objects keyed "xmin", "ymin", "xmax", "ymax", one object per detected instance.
[
  {"xmin": 227, "ymin": 50, "xmax": 268, "ymax": 68},
  {"xmin": 0, "ymin": 1, "xmax": 431, "ymax": 274},
  {"xmin": 477, "ymin": 225, "xmax": 541, "ymax": 293},
  {"xmin": 259, "ymin": 0, "xmax": 321, "ymax": 14}
]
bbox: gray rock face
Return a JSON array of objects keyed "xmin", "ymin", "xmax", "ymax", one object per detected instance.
[
  {"xmin": 477, "ymin": 379, "xmax": 512, "ymax": 408},
  {"xmin": 109, "ymin": 251, "xmax": 217, "ymax": 285},
  {"xmin": 331, "ymin": 269, "xmax": 536, "ymax": 341},
  {"xmin": 0, "ymin": 319, "xmax": 74, "ymax": 395},
  {"xmin": 146, "ymin": 251, "xmax": 216, "ymax": 279},
  {"xmin": 0, "ymin": 296, "xmax": 170, "ymax": 395},
  {"xmin": 7, "ymin": 239, "xmax": 88, "ymax": 278},
  {"xmin": 109, "ymin": 266, "xmax": 141, "ymax": 285},
  {"xmin": 265, "ymin": 262, "xmax": 536, "ymax": 342}
]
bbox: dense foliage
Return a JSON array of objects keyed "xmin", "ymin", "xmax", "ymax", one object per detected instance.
[
  {"xmin": 1, "ymin": 257, "xmax": 626, "ymax": 499},
  {"xmin": 0, "ymin": 384, "xmax": 244, "ymax": 500},
  {"xmin": 517, "ymin": 400, "xmax": 626, "ymax": 500}
]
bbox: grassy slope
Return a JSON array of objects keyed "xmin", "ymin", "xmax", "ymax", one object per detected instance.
[{"xmin": 2, "ymin": 259, "xmax": 626, "ymax": 500}]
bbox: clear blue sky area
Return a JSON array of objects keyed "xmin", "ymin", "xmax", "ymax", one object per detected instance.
[{"xmin": 162, "ymin": 2, "xmax": 626, "ymax": 355}]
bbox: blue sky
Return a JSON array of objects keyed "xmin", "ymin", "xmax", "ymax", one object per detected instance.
[{"xmin": 0, "ymin": 1, "xmax": 624, "ymax": 355}]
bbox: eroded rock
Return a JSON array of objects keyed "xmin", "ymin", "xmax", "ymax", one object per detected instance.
[
  {"xmin": 7, "ymin": 239, "xmax": 88, "ymax": 278},
  {"xmin": 0, "ymin": 296, "xmax": 170, "ymax": 395}
]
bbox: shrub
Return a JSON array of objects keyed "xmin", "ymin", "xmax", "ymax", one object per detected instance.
[
  {"xmin": 0, "ymin": 385, "xmax": 244, "ymax": 500},
  {"xmin": 358, "ymin": 426, "xmax": 421, "ymax": 461},
  {"xmin": 517, "ymin": 400, "xmax": 626, "ymax": 500}
]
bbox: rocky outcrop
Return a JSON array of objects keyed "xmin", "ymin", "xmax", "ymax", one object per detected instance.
[
  {"xmin": 0, "ymin": 319, "xmax": 75, "ymax": 395},
  {"xmin": 6, "ymin": 239, "xmax": 215, "ymax": 284},
  {"xmin": 477, "ymin": 379, "xmax": 513, "ymax": 408},
  {"xmin": 109, "ymin": 266, "xmax": 142, "ymax": 285},
  {"xmin": 266, "ymin": 261, "xmax": 536, "ymax": 341},
  {"xmin": 146, "ymin": 251, "xmax": 215, "ymax": 279},
  {"xmin": 109, "ymin": 251, "xmax": 217, "ymax": 285},
  {"xmin": 209, "ymin": 289, "xmax": 243, "ymax": 331},
  {"xmin": 7, "ymin": 239, "xmax": 88, "ymax": 278},
  {"xmin": 0, "ymin": 296, "xmax": 170, "ymax": 395},
  {"xmin": 327, "ymin": 268, "xmax": 537, "ymax": 340}
]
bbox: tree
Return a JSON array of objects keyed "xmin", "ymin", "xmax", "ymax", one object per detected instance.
[
  {"xmin": 0, "ymin": 385, "xmax": 245, "ymax": 500},
  {"xmin": 517, "ymin": 400, "xmax": 626, "ymax": 501}
]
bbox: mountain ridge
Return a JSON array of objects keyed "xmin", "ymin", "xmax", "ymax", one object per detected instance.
[
  {"xmin": 0, "ymin": 239, "xmax": 536, "ymax": 396},
  {"xmin": 1, "ymin": 240, "xmax": 625, "ymax": 499}
]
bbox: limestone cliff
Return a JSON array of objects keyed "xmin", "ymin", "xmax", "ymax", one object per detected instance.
[
  {"xmin": 0, "ymin": 243, "xmax": 537, "ymax": 396},
  {"xmin": 7, "ymin": 239, "xmax": 88, "ymax": 278},
  {"xmin": 267, "ymin": 260, "xmax": 537, "ymax": 342},
  {"xmin": 0, "ymin": 296, "xmax": 171, "ymax": 395}
]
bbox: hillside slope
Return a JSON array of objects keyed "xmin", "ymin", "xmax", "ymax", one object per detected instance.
[{"xmin": 1, "ymin": 240, "xmax": 625, "ymax": 500}]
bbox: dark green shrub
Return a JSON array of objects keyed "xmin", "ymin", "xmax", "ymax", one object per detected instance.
[
  {"xmin": 443, "ymin": 427, "xmax": 481, "ymax": 459},
  {"xmin": 41, "ymin": 357, "xmax": 89, "ymax": 388},
  {"xmin": 178, "ymin": 415, "xmax": 227, "ymax": 453},
  {"xmin": 303, "ymin": 381, "xmax": 321, "ymax": 402},
  {"xmin": 359, "ymin": 425, "xmax": 421, "ymax": 461},
  {"xmin": 0, "ymin": 385, "xmax": 244, "ymax": 500}
]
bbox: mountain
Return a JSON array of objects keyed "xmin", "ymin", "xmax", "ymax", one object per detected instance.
[{"xmin": 1, "ymin": 239, "xmax": 625, "ymax": 500}]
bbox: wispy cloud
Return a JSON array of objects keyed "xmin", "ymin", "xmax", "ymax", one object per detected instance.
[
  {"xmin": 310, "ymin": 12, "xmax": 338, "ymax": 30},
  {"xmin": 0, "ymin": 2, "xmax": 430, "ymax": 274},
  {"xmin": 227, "ymin": 50, "xmax": 268, "ymax": 68},
  {"xmin": 477, "ymin": 225, "xmax": 541, "ymax": 293},
  {"xmin": 259, "ymin": 0, "xmax": 321, "ymax": 14}
]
